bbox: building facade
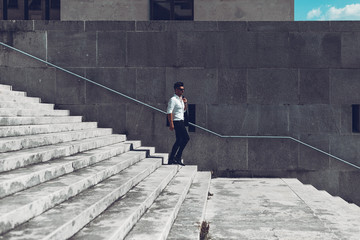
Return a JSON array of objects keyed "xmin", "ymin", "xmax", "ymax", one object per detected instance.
[{"xmin": 0, "ymin": 0, "xmax": 294, "ymax": 21}]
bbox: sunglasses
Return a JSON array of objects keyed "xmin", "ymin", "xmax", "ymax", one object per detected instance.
[{"xmin": 178, "ymin": 88, "xmax": 185, "ymax": 91}]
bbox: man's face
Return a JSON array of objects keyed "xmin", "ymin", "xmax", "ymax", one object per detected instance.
[{"xmin": 175, "ymin": 86, "xmax": 185, "ymax": 96}]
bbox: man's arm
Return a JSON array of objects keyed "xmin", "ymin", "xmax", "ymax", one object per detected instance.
[{"xmin": 167, "ymin": 113, "xmax": 174, "ymax": 131}]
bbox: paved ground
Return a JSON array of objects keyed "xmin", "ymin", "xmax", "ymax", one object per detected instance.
[{"xmin": 205, "ymin": 178, "xmax": 351, "ymax": 240}]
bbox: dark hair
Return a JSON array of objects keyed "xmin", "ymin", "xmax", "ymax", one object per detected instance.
[{"xmin": 173, "ymin": 82, "xmax": 184, "ymax": 90}]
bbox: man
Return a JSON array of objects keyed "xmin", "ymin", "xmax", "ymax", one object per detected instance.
[{"xmin": 167, "ymin": 82, "xmax": 190, "ymax": 166}]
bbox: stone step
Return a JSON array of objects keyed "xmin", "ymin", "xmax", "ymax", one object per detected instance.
[
  {"xmin": 0, "ymin": 101, "xmax": 54, "ymax": 111},
  {"xmin": 125, "ymin": 166, "xmax": 198, "ymax": 240},
  {"xmin": 0, "ymin": 127, "xmax": 113, "ymax": 153},
  {"xmin": 0, "ymin": 94, "xmax": 40, "ymax": 103},
  {"xmin": 0, "ymin": 141, "xmax": 140, "ymax": 198},
  {"xmin": 0, "ymin": 108, "xmax": 69, "ymax": 117},
  {"xmin": 0, "ymin": 84, "xmax": 11, "ymax": 91},
  {"xmin": 0, "ymin": 116, "xmax": 83, "ymax": 126},
  {"xmin": 282, "ymin": 179, "xmax": 360, "ymax": 239},
  {"xmin": 0, "ymin": 134, "xmax": 126, "ymax": 173},
  {"xmin": 0, "ymin": 150, "xmax": 148, "ymax": 235},
  {"xmin": 0, "ymin": 122, "xmax": 97, "ymax": 138},
  {"xmin": 71, "ymin": 165, "xmax": 180, "ymax": 240},
  {"xmin": 291, "ymin": 181, "xmax": 360, "ymax": 216},
  {"xmin": 0, "ymin": 89, "xmax": 26, "ymax": 97},
  {"xmin": 168, "ymin": 171, "xmax": 212, "ymax": 240},
  {"xmin": 0, "ymin": 158, "xmax": 163, "ymax": 240}
]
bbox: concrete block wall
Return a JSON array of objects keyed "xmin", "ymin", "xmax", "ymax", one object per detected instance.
[
  {"xmin": 0, "ymin": 20, "xmax": 359, "ymax": 204},
  {"xmin": 61, "ymin": 0, "xmax": 293, "ymax": 21}
]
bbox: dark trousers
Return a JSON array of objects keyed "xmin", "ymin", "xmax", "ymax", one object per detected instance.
[{"xmin": 169, "ymin": 120, "xmax": 190, "ymax": 161}]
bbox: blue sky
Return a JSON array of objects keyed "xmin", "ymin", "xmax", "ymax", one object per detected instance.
[{"xmin": 295, "ymin": 0, "xmax": 360, "ymax": 20}]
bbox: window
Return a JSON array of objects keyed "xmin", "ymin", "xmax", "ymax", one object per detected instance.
[
  {"xmin": 51, "ymin": 0, "xmax": 60, "ymax": 9},
  {"xmin": 150, "ymin": 0, "xmax": 193, "ymax": 20},
  {"xmin": 352, "ymin": 105, "xmax": 360, "ymax": 133},
  {"xmin": 7, "ymin": 0, "xmax": 18, "ymax": 9},
  {"xmin": 29, "ymin": 0, "xmax": 41, "ymax": 10}
]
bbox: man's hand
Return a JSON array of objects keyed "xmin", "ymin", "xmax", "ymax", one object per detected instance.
[
  {"xmin": 182, "ymin": 97, "xmax": 187, "ymax": 104},
  {"xmin": 169, "ymin": 124, "xmax": 174, "ymax": 131}
]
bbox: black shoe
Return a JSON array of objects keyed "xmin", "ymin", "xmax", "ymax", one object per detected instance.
[
  {"xmin": 174, "ymin": 157, "xmax": 185, "ymax": 166},
  {"xmin": 168, "ymin": 158, "xmax": 176, "ymax": 165}
]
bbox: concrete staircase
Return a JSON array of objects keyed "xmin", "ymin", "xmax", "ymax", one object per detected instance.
[
  {"xmin": 205, "ymin": 178, "xmax": 360, "ymax": 240},
  {"xmin": 0, "ymin": 84, "xmax": 211, "ymax": 240},
  {"xmin": 0, "ymin": 83, "xmax": 358, "ymax": 240}
]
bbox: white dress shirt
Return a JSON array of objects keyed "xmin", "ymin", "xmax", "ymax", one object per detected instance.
[{"xmin": 167, "ymin": 94, "xmax": 185, "ymax": 121}]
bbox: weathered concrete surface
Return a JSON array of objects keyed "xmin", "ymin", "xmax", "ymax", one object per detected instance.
[
  {"xmin": 71, "ymin": 165, "xmax": 179, "ymax": 240},
  {"xmin": 205, "ymin": 178, "xmax": 360, "ymax": 240},
  {"xmin": 61, "ymin": 0, "xmax": 149, "ymax": 21},
  {"xmin": 125, "ymin": 166, "xmax": 197, "ymax": 239},
  {"xmin": 0, "ymin": 158, "xmax": 161, "ymax": 240},
  {"xmin": 0, "ymin": 141, "xmax": 133, "ymax": 198},
  {"xmin": 195, "ymin": 0, "xmax": 294, "ymax": 21},
  {"xmin": 0, "ymin": 134, "xmax": 125, "ymax": 173},
  {"xmin": 168, "ymin": 171, "xmax": 212, "ymax": 240},
  {"xmin": 61, "ymin": 0, "xmax": 293, "ymax": 21},
  {"xmin": 0, "ymin": 150, "xmax": 146, "ymax": 235}
]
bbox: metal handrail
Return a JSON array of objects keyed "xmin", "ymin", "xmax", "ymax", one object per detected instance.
[{"xmin": 1, "ymin": 41, "xmax": 359, "ymax": 170}]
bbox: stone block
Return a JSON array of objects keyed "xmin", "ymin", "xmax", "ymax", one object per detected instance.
[
  {"xmin": 34, "ymin": 21, "xmax": 84, "ymax": 31},
  {"xmin": 216, "ymin": 138, "xmax": 248, "ymax": 171},
  {"xmin": 165, "ymin": 68, "xmax": 218, "ymax": 104},
  {"xmin": 247, "ymin": 68, "xmax": 298, "ymax": 104},
  {"xmin": 85, "ymin": 68, "xmax": 136, "ymax": 104},
  {"xmin": 177, "ymin": 31, "xmax": 219, "ymax": 68},
  {"xmin": 47, "ymin": 31, "xmax": 96, "ymax": 67},
  {"xmin": 217, "ymin": 21, "xmax": 247, "ymax": 31},
  {"xmin": 289, "ymin": 105, "xmax": 340, "ymax": 134},
  {"xmin": 0, "ymin": 20, "xmax": 33, "ymax": 31},
  {"xmin": 289, "ymin": 32, "xmax": 341, "ymax": 68},
  {"xmin": 184, "ymin": 133, "xmax": 219, "ymax": 171},
  {"xmin": 167, "ymin": 21, "xmax": 218, "ymax": 32},
  {"xmin": 298, "ymin": 21, "xmax": 330, "ymax": 32},
  {"xmin": 125, "ymin": 103, "xmax": 167, "ymax": 137},
  {"xmin": 0, "ymin": 67, "xmax": 26, "ymax": 88},
  {"xmin": 206, "ymin": 104, "xmax": 249, "ymax": 135},
  {"xmin": 254, "ymin": 32, "xmax": 290, "ymax": 67},
  {"xmin": 297, "ymin": 170, "xmax": 340, "ymax": 196},
  {"xmin": 339, "ymin": 171, "xmax": 360, "ymax": 205},
  {"xmin": 57, "ymin": 104, "xmax": 97, "ymax": 122},
  {"xmin": 330, "ymin": 21, "xmax": 360, "ymax": 32},
  {"xmin": 256, "ymin": 104, "xmax": 289, "ymax": 135},
  {"xmin": 218, "ymin": 68, "xmax": 247, "ymax": 104},
  {"xmin": 218, "ymin": 31, "xmax": 255, "ymax": 68},
  {"xmin": 127, "ymin": 32, "xmax": 176, "ymax": 67},
  {"xmin": 85, "ymin": 21, "xmax": 135, "ymax": 32},
  {"xmin": 329, "ymin": 135, "xmax": 360, "ymax": 167},
  {"xmin": 341, "ymin": 32, "xmax": 360, "ymax": 68},
  {"xmin": 339, "ymin": 105, "xmax": 352, "ymax": 135},
  {"xmin": 55, "ymin": 68, "xmax": 86, "ymax": 105},
  {"xmin": 298, "ymin": 134, "xmax": 330, "ymax": 171},
  {"xmin": 299, "ymin": 69, "xmax": 329, "ymax": 104},
  {"xmin": 330, "ymin": 69, "xmax": 360, "ymax": 104},
  {"xmin": 97, "ymin": 32, "xmax": 126, "ymax": 67},
  {"xmin": 248, "ymin": 138, "xmax": 298, "ymax": 171},
  {"xmin": 0, "ymin": 31, "xmax": 46, "ymax": 68},
  {"xmin": 135, "ymin": 21, "xmax": 168, "ymax": 32},
  {"xmin": 136, "ymin": 68, "xmax": 167, "ymax": 104},
  {"xmin": 96, "ymin": 104, "xmax": 127, "ymax": 134},
  {"xmin": 24, "ymin": 67, "xmax": 57, "ymax": 103},
  {"xmin": 248, "ymin": 21, "xmax": 298, "ymax": 32}
]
